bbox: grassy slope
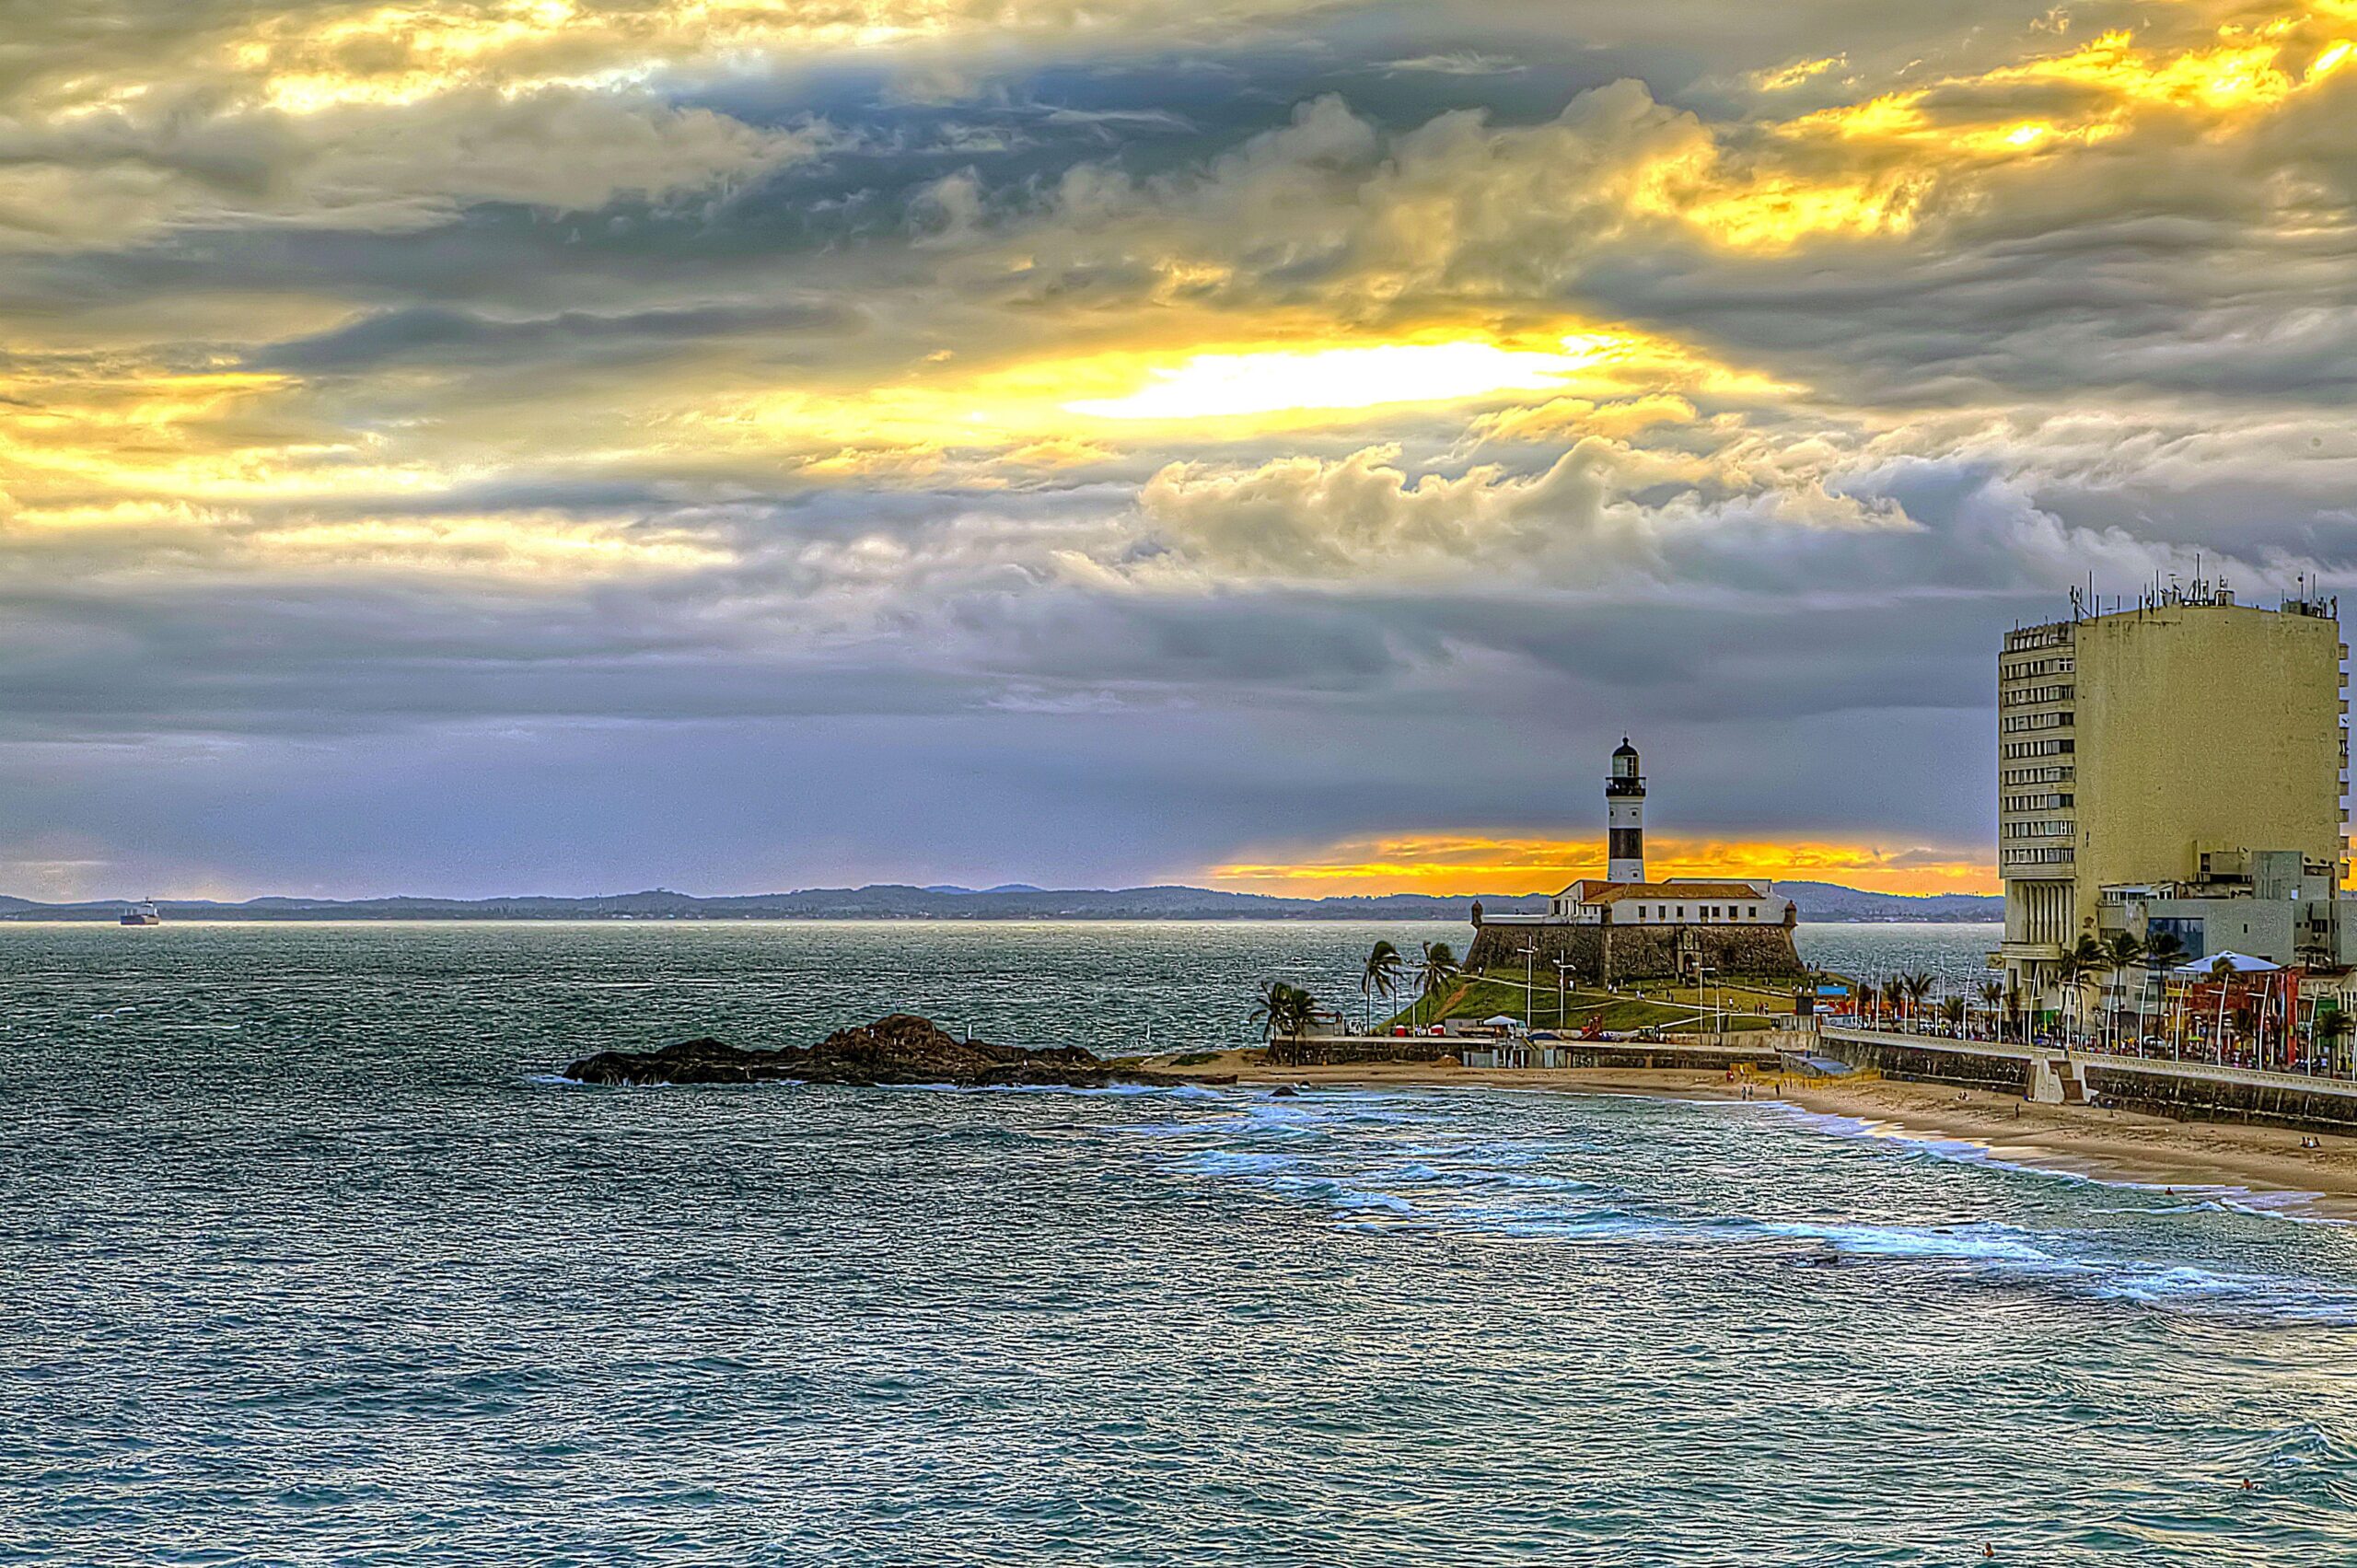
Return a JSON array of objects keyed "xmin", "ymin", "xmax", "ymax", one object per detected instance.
[{"xmin": 1385, "ymin": 974, "xmax": 1779, "ymax": 1033}]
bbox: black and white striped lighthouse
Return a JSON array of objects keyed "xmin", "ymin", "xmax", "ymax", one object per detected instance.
[{"xmin": 1606, "ymin": 738, "xmax": 1646, "ymax": 883}]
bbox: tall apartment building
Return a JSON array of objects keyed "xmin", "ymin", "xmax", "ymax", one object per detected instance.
[{"xmin": 1997, "ymin": 585, "xmax": 2350, "ymax": 1000}]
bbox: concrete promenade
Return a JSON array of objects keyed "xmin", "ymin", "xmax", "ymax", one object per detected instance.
[
  {"xmin": 1274, "ymin": 1033, "xmax": 1787, "ymax": 1070},
  {"xmin": 1819, "ymin": 1022, "xmax": 2357, "ymax": 1129}
]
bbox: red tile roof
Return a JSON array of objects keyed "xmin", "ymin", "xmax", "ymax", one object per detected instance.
[{"xmin": 1567, "ymin": 880, "xmax": 1778, "ymax": 903}]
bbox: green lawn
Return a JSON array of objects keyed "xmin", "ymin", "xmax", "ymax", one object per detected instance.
[{"xmin": 1383, "ymin": 973, "xmax": 1777, "ymax": 1034}]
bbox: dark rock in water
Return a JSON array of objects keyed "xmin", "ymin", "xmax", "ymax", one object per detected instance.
[
  {"xmin": 561, "ymin": 1013, "xmax": 1228, "ymax": 1089},
  {"xmin": 1270, "ymin": 1085, "xmax": 1300, "ymax": 1098}
]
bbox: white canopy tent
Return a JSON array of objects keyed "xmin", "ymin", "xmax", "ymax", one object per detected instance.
[{"xmin": 2173, "ymin": 951, "xmax": 2280, "ymax": 976}]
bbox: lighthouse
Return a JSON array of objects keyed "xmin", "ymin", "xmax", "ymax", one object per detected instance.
[{"xmin": 1606, "ymin": 738, "xmax": 1645, "ymax": 883}]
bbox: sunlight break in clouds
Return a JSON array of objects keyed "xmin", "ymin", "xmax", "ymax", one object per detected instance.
[
  {"xmin": 1202, "ymin": 836, "xmax": 2000, "ymax": 900},
  {"xmin": 1067, "ymin": 338, "xmax": 1613, "ymax": 421}
]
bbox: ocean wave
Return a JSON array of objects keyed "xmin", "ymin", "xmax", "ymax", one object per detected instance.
[
  {"xmin": 1155, "ymin": 1148, "xmax": 2357, "ymax": 1327},
  {"xmin": 2066, "ymin": 1262, "xmax": 2357, "ymax": 1327},
  {"xmin": 1758, "ymin": 1105, "xmax": 2351, "ymax": 1226},
  {"xmin": 1747, "ymin": 1217, "xmax": 2052, "ymax": 1262},
  {"xmin": 1180, "ymin": 1149, "xmax": 1298, "ymax": 1177}
]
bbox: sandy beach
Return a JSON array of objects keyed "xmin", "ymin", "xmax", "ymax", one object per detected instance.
[{"xmin": 1156, "ymin": 1051, "xmax": 2357, "ymax": 1220}]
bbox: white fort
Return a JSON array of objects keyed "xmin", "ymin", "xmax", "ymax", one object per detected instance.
[{"xmin": 1516, "ymin": 740, "xmax": 1793, "ymax": 928}]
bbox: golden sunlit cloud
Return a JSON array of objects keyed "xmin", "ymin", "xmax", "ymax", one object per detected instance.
[
  {"xmin": 0, "ymin": 494, "xmax": 728, "ymax": 580},
  {"xmin": 1753, "ymin": 54, "xmax": 1846, "ymax": 92},
  {"xmin": 1653, "ymin": 12, "xmax": 2357, "ymax": 251},
  {"xmin": 716, "ymin": 322, "xmax": 1794, "ymax": 457},
  {"xmin": 1066, "ymin": 338, "xmax": 1611, "ymax": 421},
  {"xmin": 1202, "ymin": 833, "xmax": 1997, "ymax": 899},
  {"xmin": 1634, "ymin": 159, "xmax": 1929, "ymax": 250},
  {"xmin": 249, "ymin": 515, "xmax": 732, "ymax": 578},
  {"xmin": 1471, "ymin": 393, "xmax": 1698, "ymax": 444}
]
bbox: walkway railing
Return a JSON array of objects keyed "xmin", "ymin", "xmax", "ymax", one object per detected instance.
[{"xmin": 1821, "ymin": 1017, "xmax": 2357, "ymax": 1087}]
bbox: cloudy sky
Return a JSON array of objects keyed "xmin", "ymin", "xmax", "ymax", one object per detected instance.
[{"xmin": 4, "ymin": 0, "xmax": 2353, "ymax": 900}]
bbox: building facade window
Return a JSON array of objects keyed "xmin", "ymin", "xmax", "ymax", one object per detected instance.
[
  {"xmin": 2003, "ymin": 819, "xmax": 2075, "ymax": 838},
  {"xmin": 2001, "ymin": 711, "xmax": 2074, "ymax": 734}
]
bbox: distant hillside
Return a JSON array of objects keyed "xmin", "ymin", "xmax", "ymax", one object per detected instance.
[
  {"xmin": 1775, "ymin": 882, "xmax": 2002, "ymax": 923},
  {"xmin": 4, "ymin": 881, "xmax": 1999, "ymax": 922}
]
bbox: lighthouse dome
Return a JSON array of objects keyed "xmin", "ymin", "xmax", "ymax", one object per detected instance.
[{"xmin": 1607, "ymin": 738, "xmax": 1645, "ymax": 792}]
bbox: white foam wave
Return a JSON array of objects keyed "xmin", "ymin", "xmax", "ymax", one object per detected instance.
[
  {"xmin": 1750, "ymin": 1218, "xmax": 2050, "ymax": 1263},
  {"xmin": 1760, "ymin": 1105, "xmax": 2351, "ymax": 1226}
]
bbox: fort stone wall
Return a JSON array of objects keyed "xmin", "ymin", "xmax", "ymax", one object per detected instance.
[{"xmin": 1464, "ymin": 921, "xmax": 1808, "ymax": 983}]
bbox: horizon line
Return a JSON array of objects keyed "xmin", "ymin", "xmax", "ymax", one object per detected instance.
[{"xmin": 13, "ymin": 878, "xmax": 2006, "ymax": 908}]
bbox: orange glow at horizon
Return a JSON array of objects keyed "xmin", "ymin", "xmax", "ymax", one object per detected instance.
[{"xmin": 1200, "ymin": 833, "xmax": 1999, "ymax": 899}]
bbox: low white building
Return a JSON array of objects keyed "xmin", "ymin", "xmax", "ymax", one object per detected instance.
[{"xmin": 1547, "ymin": 878, "xmax": 1791, "ymax": 927}]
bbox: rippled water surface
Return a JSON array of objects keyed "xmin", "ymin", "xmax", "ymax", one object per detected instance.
[{"xmin": 6, "ymin": 920, "xmax": 2356, "ymax": 1564}]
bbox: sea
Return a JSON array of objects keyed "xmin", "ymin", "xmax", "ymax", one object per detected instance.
[{"xmin": 6, "ymin": 919, "xmax": 2356, "ymax": 1565}]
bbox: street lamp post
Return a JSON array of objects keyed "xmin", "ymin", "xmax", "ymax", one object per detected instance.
[{"xmin": 1520, "ymin": 942, "xmax": 1538, "ymax": 1034}]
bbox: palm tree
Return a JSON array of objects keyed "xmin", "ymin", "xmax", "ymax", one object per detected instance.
[
  {"xmin": 2003, "ymin": 978, "xmax": 2024, "ymax": 1044},
  {"xmin": 1250, "ymin": 979, "xmax": 1294, "ymax": 1043},
  {"xmin": 1939, "ymin": 995, "xmax": 1968, "ymax": 1035},
  {"xmin": 1977, "ymin": 981, "xmax": 2003, "ymax": 1040},
  {"xmin": 1361, "ymin": 940, "xmax": 1402, "ymax": 1033},
  {"xmin": 1880, "ymin": 977, "xmax": 1906, "ymax": 1026},
  {"xmin": 2138, "ymin": 929, "xmax": 2186, "ymax": 1053},
  {"xmin": 1284, "ymin": 986, "xmax": 1319, "ymax": 1043},
  {"xmin": 2060, "ymin": 935, "xmax": 2107, "ymax": 1040},
  {"xmin": 1902, "ymin": 971, "xmax": 1936, "ymax": 1028},
  {"xmin": 1250, "ymin": 981, "xmax": 1320, "ymax": 1062},
  {"xmin": 2314, "ymin": 1008, "xmax": 2352, "ymax": 1077},
  {"xmin": 2102, "ymin": 930, "xmax": 2143, "ymax": 1047},
  {"xmin": 1413, "ymin": 941, "xmax": 1459, "ymax": 1029}
]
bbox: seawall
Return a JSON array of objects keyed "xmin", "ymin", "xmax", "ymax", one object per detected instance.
[
  {"xmin": 1818, "ymin": 1033, "xmax": 2034, "ymax": 1094},
  {"xmin": 1275, "ymin": 1036, "xmax": 1780, "ymax": 1072},
  {"xmin": 2079, "ymin": 1061, "xmax": 2357, "ymax": 1135},
  {"xmin": 1820, "ymin": 1026, "xmax": 2357, "ymax": 1134}
]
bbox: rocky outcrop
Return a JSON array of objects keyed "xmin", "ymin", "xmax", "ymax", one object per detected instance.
[{"xmin": 561, "ymin": 1013, "xmax": 1222, "ymax": 1088}]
